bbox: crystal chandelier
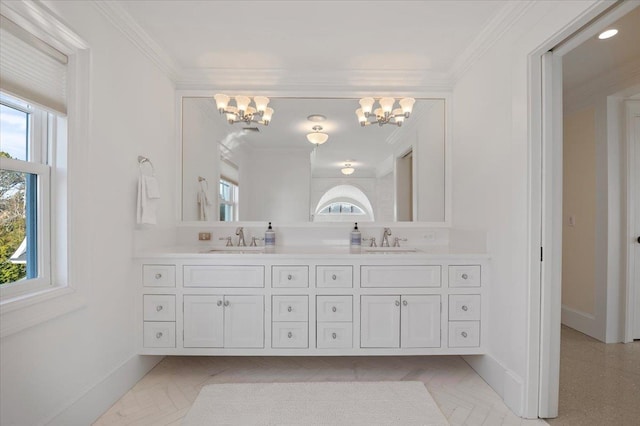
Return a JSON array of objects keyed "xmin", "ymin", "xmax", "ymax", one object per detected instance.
[
  {"xmin": 355, "ymin": 97, "xmax": 415, "ymax": 127},
  {"xmin": 214, "ymin": 94, "xmax": 274, "ymax": 125}
]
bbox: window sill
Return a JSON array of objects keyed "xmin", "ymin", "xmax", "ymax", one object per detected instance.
[{"xmin": 0, "ymin": 286, "xmax": 86, "ymax": 338}]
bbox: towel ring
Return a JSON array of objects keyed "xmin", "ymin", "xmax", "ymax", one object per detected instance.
[
  {"xmin": 198, "ymin": 176, "xmax": 208, "ymax": 190},
  {"xmin": 138, "ymin": 155, "xmax": 155, "ymax": 176}
]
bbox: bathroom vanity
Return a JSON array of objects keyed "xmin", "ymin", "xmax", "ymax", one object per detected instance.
[{"xmin": 136, "ymin": 248, "xmax": 488, "ymax": 356}]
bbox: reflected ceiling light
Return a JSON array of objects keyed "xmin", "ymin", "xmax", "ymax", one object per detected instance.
[
  {"xmin": 598, "ymin": 28, "xmax": 618, "ymax": 39},
  {"xmin": 356, "ymin": 97, "xmax": 415, "ymax": 127},
  {"xmin": 214, "ymin": 94, "xmax": 273, "ymax": 125},
  {"xmin": 306, "ymin": 125, "xmax": 329, "ymax": 145},
  {"xmin": 341, "ymin": 163, "xmax": 355, "ymax": 175}
]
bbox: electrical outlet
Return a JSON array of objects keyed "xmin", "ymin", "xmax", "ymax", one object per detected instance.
[{"xmin": 198, "ymin": 232, "xmax": 211, "ymax": 241}]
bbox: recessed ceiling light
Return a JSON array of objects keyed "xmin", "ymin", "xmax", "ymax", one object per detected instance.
[
  {"xmin": 598, "ymin": 29, "xmax": 618, "ymax": 40},
  {"xmin": 307, "ymin": 114, "xmax": 326, "ymax": 122}
]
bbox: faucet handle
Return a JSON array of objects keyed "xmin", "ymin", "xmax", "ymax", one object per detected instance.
[
  {"xmin": 393, "ymin": 237, "xmax": 408, "ymax": 247},
  {"xmin": 219, "ymin": 236, "xmax": 233, "ymax": 247},
  {"xmin": 250, "ymin": 237, "xmax": 264, "ymax": 247},
  {"xmin": 363, "ymin": 237, "xmax": 377, "ymax": 247}
]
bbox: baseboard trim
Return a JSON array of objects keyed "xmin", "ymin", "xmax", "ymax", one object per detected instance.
[
  {"xmin": 45, "ymin": 354, "xmax": 163, "ymax": 426},
  {"xmin": 561, "ymin": 305, "xmax": 602, "ymax": 341},
  {"xmin": 463, "ymin": 354, "xmax": 524, "ymax": 417}
]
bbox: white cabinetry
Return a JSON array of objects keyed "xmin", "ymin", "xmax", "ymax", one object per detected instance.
[
  {"xmin": 183, "ymin": 295, "xmax": 264, "ymax": 348},
  {"xmin": 360, "ymin": 295, "xmax": 440, "ymax": 348}
]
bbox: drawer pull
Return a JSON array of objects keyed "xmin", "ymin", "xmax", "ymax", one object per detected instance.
[
  {"xmin": 402, "ymin": 300, "xmax": 408, "ymax": 306},
  {"xmin": 287, "ymin": 306, "xmax": 293, "ymax": 312},
  {"xmin": 395, "ymin": 300, "xmax": 400, "ymax": 307},
  {"xmin": 156, "ymin": 305, "xmax": 163, "ymax": 312},
  {"xmin": 332, "ymin": 332, "xmax": 337, "ymax": 339},
  {"xmin": 461, "ymin": 273, "xmax": 469, "ymax": 280},
  {"xmin": 217, "ymin": 300, "xmax": 223, "ymax": 306},
  {"xmin": 462, "ymin": 305, "xmax": 469, "ymax": 311},
  {"xmin": 155, "ymin": 273, "xmax": 162, "ymax": 279},
  {"xmin": 156, "ymin": 332, "xmax": 163, "ymax": 339},
  {"xmin": 332, "ymin": 274, "xmax": 337, "ymax": 280},
  {"xmin": 224, "ymin": 300, "xmax": 230, "ymax": 307},
  {"xmin": 287, "ymin": 274, "xmax": 292, "ymax": 280},
  {"xmin": 288, "ymin": 332, "xmax": 293, "ymax": 339},
  {"xmin": 461, "ymin": 331, "xmax": 468, "ymax": 338},
  {"xmin": 332, "ymin": 306, "xmax": 337, "ymax": 313}
]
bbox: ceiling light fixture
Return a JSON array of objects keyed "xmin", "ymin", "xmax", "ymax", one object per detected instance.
[
  {"xmin": 306, "ymin": 125, "xmax": 329, "ymax": 145},
  {"xmin": 355, "ymin": 97, "xmax": 415, "ymax": 127},
  {"xmin": 341, "ymin": 163, "xmax": 355, "ymax": 175},
  {"xmin": 214, "ymin": 94, "xmax": 274, "ymax": 126},
  {"xmin": 598, "ymin": 28, "xmax": 618, "ymax": 40}
]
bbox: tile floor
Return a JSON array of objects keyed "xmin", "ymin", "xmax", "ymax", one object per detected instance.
[
  {"xmin": 547, "ymin": 325, "xmax": 640, "ymax": 426},
  {"xmin": 94, "ymin": 355, "xmax": 547, "ymax": 426}
]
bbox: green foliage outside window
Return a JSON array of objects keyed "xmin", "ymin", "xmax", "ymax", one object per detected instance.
[{"xmin": 0, "ymin": 151, "xmax": 27, "ymax": 284}]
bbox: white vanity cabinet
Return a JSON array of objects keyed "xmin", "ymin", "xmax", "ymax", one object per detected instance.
[
  {"xmin": 136, "ymin": 253, "xmax": 487, "ymax": 356},
  {"xmin": 360, "ymin": 295, "xmax": 440, "ymax": 348}
]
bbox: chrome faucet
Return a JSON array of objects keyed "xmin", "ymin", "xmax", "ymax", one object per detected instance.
[
  {"xmin": 393, "ymin": 237, "xmax": 408, "ymax": 247},
  {"xmin": 381, "ymin": 228, "xmax": 392, "ymax": 247},
  {"xmin": 219, "ymin": 236, "xmax": 233, "ymax": 246},
  {"xmin": 235, "ymin": 227, "xmax": 246, "ymax": 247}
]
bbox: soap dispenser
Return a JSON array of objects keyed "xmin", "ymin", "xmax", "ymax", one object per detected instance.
[
  {"xmin": 350, "ymin": 222, "xmax": 361, "ymax": 247},
  {"xmin": 265, "ymin": 222, "xmax": 276, "ymax": 247}
]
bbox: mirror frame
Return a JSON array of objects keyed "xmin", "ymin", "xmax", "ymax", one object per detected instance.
[{"xmin": 176, "ymin": 90, "xmax": 452, "ymax": 228}]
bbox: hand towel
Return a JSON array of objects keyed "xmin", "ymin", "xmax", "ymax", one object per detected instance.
[
  {"xmin": 137, "ymin": 175, "xmax": 160, "ymax": 225},
  {"xmin": 197, "ymin": 180, "xmax": 212, "ymax": 221}
]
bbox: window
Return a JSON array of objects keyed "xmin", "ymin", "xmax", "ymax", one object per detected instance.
[
  {"xmin": 0, "ymin": 94, "xmax": 52, "ymax": 295},
  {"xmin": 219, "ymin": 178, "xmax": 239, "ymax": 221},
  {"xmin": 318, "ymin": 202, "xmax": 365, "ymax": 215}
]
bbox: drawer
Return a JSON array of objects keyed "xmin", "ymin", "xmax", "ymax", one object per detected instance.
[
  {"xmin": 272, "ymin": 296, "xmax": 308, "ymax": 322},
  {"xmin": 317, "ymin": 296, "xmax": 352, "ymax": 322},
  {"xmin": 272, "ymin": 266, "xmax": 309, "ymax": 288},
  {"xmin": 448, "ymin": 321, "xmax": 480, "ymax": 347},
  {"xmin": 143, "ymin": 265, "xmax": 176, "ymax": 287},
  {"xmin": 317, "ymin": 322, "xmax": 353, "ymax": 349},
  {"xmin": 449, "ymin": 295, "xmax": 481, "ymax": 321},
  {"xmin": 272, "ymin": 322, "xmax": 308, "ymax": 348},
  {"xmin": 360, "ymin": 265, "xmax": 441, "ymax": 288},
  {"xmin": 449, "ymin": 265, "xmax": 481, "ymax": 288},
  {"xmin": 143, "ymin": 322, "xmax": 176, "ymax": 348},
  {"xmin": 316, "ymin": 266, "xmax": 353, "ymax": 288},
  {"xmin": 184, "ymin": 265, "xmax": 264, "ymax": 287},
  {"xmin": 143, "ymin": 295, "xmax": 175, "ymax": 321}
]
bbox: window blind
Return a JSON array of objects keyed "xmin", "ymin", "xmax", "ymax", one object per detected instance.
[{"xmin": 0, "ymin": 15, "xmax": 68, "ymax": 114}]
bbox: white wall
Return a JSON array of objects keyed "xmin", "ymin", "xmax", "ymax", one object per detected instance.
[
  {"xmin": 0, "ymin": 1, "xmax": 176, "ymax": 425},
  {"xmin": 451, "ymin": 0, "xmax": 600, "ymax": 416}
]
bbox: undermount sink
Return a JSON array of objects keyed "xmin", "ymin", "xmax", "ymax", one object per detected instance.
[
  {"xmin": 202, "ymin": 246, "xmax": 265, "ymax": 254},
  {"xmin": 363, "ymin": 247, "xmax": 421, "ymax": 254}
]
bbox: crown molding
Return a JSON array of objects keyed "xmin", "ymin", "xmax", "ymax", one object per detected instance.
[
  {"xmin": 450, "ymin": 0, "xmax": 536, "ymax": 84},
  {"xmin": 92, "ymin": 0, "xmax": 180, "ymax": 82}
]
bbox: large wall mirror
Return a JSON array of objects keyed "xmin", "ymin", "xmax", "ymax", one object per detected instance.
[{"xmin": 180, "ymin": 96, "xmax": 449, "ymax": 224}]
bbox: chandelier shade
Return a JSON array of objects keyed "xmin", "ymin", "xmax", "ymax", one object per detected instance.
[
  {"xmin": 356, "ymin": 97, "xmax": 415, "ymax": 127},
  {"xmin": 214, "ymin": 94, "xmax": 273, "ymax": 125},
  {"xmin": 306, "ymin": 125, "xmax": 328, "ymax": 145},
  {"xmin": 341, "ymin": 163, "xmax": 355, "ymax": 175}
]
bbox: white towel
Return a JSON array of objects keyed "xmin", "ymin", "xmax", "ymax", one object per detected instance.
[
  {"xmin": 197, "ymin": 180, "xmax": 212, "ymax": 221},
  {"xmin": 137, "ymin": 175, "xmax": 160, "ymax": 225}
]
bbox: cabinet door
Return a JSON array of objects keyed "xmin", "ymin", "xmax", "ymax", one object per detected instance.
[
  {"xmin": 224, "ymin": 295, "xmax": 264, "ymax": 348},
  {"xmin": 360, "ymin": 295, "xmax": 400, "ymax": 348},
  {"xmin": 401, "ymin": 295, "xmax": 441, "ymax": 348},
  {"xmin": 183, "ymin": 295, "xmax": 224, "ymax": 348}
]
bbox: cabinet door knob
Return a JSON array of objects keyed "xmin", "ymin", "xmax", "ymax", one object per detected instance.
[
  {"xmin": 156, "ymin": 332, "xmax": 163, "ymax": 339},
  {"xmin": 288, "ymin": 332, "xmax": 293, "ymax": 339},
  {"xmin": 332, "ymin": 274, "xmax": 337, "ymax": 280},
  {"xmin": 462, "ymin": 305, "xmax": 468, "ymax": 311},
  {"xmin": 287, "ymin": 274, "xmax": 292, "ymax": 280},
  {"xmin": 402, "ymin": 300, "xmax": 408, "ymax": 306},
  {"xmin": 461, "ymin": 331, "xmax": 468, "ymax": 338},
  {"xmin": 332, "ymin": 306, "xmax": 337, "ymax": 312},
  {"xmin": 461, "ymin": 273, "xmax": 469, "ymax": 280},
  {"xmin": 332, "ymin": 333, "xmax": 337, "ymax": 339},
  {"xmin": 217, "ymin": 300, "xmax": 223, "ymax": 306},
  {"xmin": 287, "ymin": 306, "xmax": 293, "ymax": 312},
  {"xmin": 395, "ymin": 300, "xmax": 400, "ymax": 307},
  {"xmin": 156, "ymin": 305, "xmax": 163, "ymax": 312},
  {"xmin": 224, "ymin": 300, "xmax": 230, "ymax": 307},
  {"xmin": 155, "ymin": 273, "xmax": 162, "ymax": 279}
]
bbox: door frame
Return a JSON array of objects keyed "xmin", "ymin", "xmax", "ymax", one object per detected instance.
[{"xmin": 625, "ymin": 100, "xmax": 640, "ymax": 342}]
